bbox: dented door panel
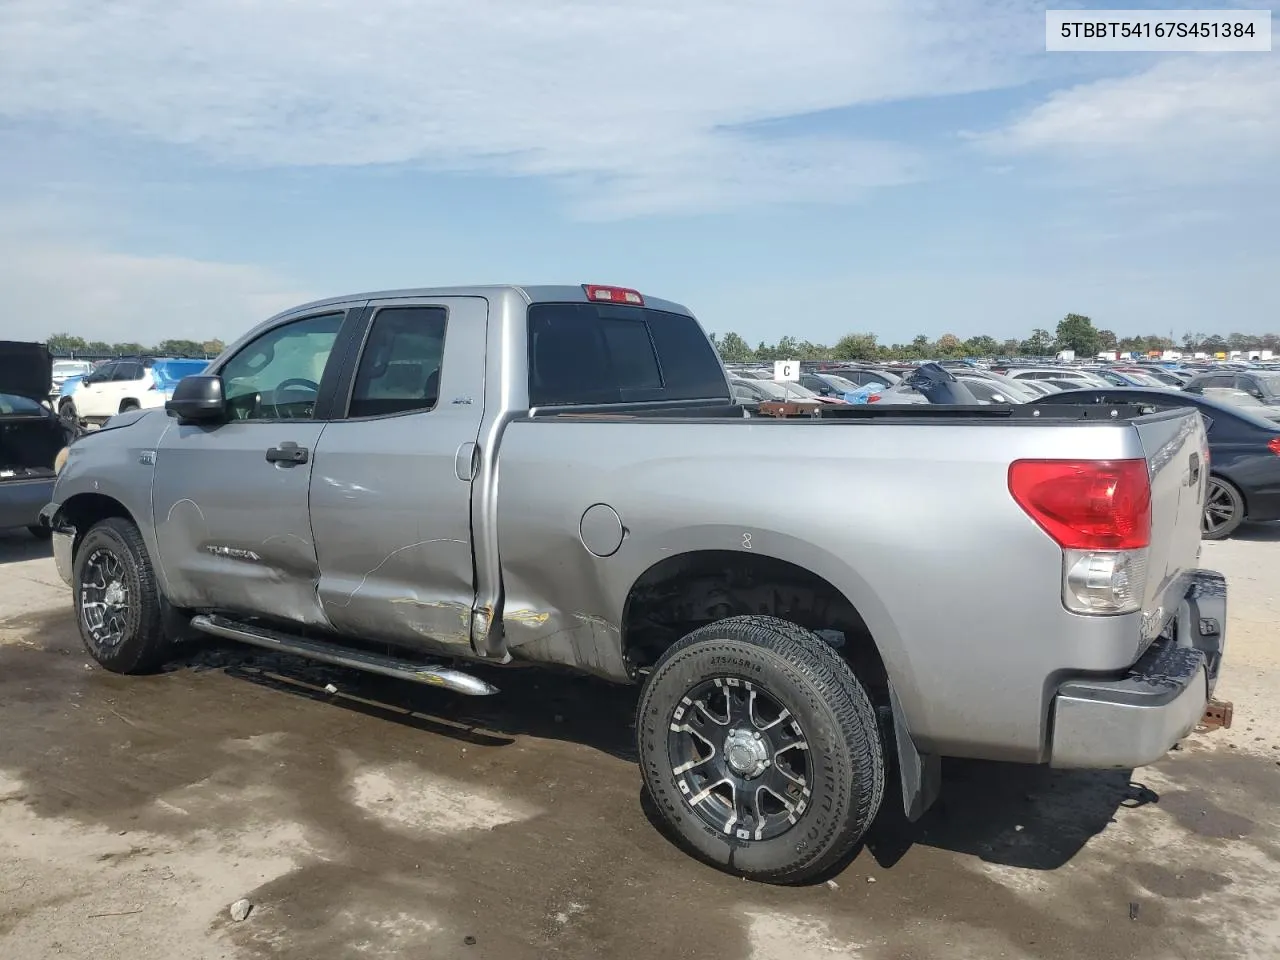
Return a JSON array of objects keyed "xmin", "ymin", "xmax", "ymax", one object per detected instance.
[
  {"xmin": 309, "ymin": 297, "xmax": 488, "ymax": 654},
  {"xmin": 153, "ymin": 420, "xmax": 330, "ymax": 623}
]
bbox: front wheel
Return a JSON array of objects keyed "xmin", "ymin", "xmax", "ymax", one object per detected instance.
[
  {"xmin": 73, "ymin": 517, "xmax": 172, "ymax": 674},
  {"xmin": 1202, "ymin": 476, "xmax": 1245, "ymax": 540},
  {"xmin": 636, "ymin": 615, "xmax": 885, "ymax": 885}
]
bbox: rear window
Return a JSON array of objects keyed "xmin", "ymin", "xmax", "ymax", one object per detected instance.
[{"xmin": 527, "ymin": 302, "xmax": 727, "ymax": 407}]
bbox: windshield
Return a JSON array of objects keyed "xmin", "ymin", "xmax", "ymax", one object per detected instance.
[
  {"xmin": 1253, "ymin": 372, "xmax": 1280, "ymax": 397},
  {"xmin": 817, "ymin": 373, "xmax": 859, "ymax": 392},
  {"xmin": 52, "ymin": 360, "xmax": 91, "ymax": 375},
  {"xmin": 0, "ymin": 393, "xmax": 47, "ymax": 415}
]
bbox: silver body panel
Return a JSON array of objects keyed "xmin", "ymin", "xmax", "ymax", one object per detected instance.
[{"xmin": 45, "ymin": 285, "xmax": 1217, "ymax": 767}]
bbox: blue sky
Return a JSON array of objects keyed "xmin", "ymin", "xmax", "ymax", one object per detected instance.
[{"xmin": 0, "ymin": 1, "xmax": 1277, "ymax": 348}]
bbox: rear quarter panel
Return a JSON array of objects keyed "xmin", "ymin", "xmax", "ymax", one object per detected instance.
[{"xmin": 495, "ymin": 416, "xmax": 1156, "ymax": 762}]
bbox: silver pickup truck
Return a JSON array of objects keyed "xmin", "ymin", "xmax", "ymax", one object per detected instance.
[{"xmin": 39, "ymin": 284, "xmax": 1228, "ymax": 884}]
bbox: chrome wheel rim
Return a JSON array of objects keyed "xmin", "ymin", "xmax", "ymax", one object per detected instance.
[
  {"xmin": 80, "ymin": 548, "xmax": 131, "ymax": 651},
  {"xmin": 668, "ymin": 677, "xmax": 812, "ymax": 842},
  {"xmin": 1202, "ymin": 479, "xmax": 1238, "ymax": 537}
]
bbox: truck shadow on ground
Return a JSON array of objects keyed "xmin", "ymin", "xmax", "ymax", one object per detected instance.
[
  {"xmin": 1228, "ymin": 521, "xmax": 1280, "ymax": 542},
  {"xmin": 0, "ymin": 531, "xmax": 52, "ymax": 565},
  {"xmin": 188, "ymin": 639, "xmax": 1148, "ymax": 877}
]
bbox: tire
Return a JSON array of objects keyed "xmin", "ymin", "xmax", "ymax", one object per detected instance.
[
  {"xmin": 58, "ymin": 400, "xmax": 79, "ymax": 428},
  {"xmin": 27, "ymin": 524, "xmax": 53, "ymax": 541},
  {"xmin": 72, "ymin": 517, "xmax": 171, "ymax": 674},
  {"xmin": 636, "ymin": 615, "xmax": 885, "ymax": 885},
  {"xmin": 1202, "ymin": 476, "xmax": 1245, "ymax": 540},
  {"xmin": 120, "ymin": 401, "xmax": 139, "ymax": 413}
]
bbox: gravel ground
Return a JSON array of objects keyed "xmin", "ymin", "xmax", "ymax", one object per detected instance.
[{"xmin": 0, "ymin": 527, "xmax": 1276, "ymax": 960}]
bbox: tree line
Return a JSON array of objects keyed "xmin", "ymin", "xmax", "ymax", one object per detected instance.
[
  {"xmin": 46, "ymin": 333, "xmax": 225, "ymax": 359},
  {"xmin": 709, "ymin": 314, "xmax": 1280, "ymax": 363}
]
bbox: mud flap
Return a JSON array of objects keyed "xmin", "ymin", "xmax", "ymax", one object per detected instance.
[{"xmin": 889, "ymin": 683, "xmax": 941, "ymax": 821}]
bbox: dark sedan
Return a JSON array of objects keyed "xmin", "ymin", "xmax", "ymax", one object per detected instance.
[{"xmin": 1028, "ymin": 387, "xmax": 1280, "ymax": 539}]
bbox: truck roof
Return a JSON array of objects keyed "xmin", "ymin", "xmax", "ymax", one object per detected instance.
[{"xmin": 268, "ymin": 285, "xmax": 695, "ymax": 324}]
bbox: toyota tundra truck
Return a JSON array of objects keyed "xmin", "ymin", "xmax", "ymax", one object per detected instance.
[{"xmin": 39, "ymin": 284, "xmax": 1228, "ymax": 884}]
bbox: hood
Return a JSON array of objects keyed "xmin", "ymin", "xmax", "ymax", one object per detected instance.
[{"xmin": 0, "ymin": 341, "xmax": 53, "ymax": 401}]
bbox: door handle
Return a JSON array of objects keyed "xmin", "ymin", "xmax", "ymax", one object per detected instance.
[{"xmin": 265, "ymin": 441, "xmax": 309, "ymax": 466}]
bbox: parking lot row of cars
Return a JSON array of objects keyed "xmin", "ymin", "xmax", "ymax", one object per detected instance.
[{"xmin": 727, "ymin": 359, "xmax": 1280, "ymax": 540}]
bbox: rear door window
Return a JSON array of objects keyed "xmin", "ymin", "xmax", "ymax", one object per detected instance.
[
  {"xmin": 347, "ymin": 306, "xmax": 449, "ymax": 418},
  {"xmin": 527, "ymin": 302, "xmax": 727, "ymax": 406}
]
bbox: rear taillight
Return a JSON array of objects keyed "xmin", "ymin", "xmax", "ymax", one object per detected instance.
[
  {"xmin": 1008, "ymin": 459, "xmax": 1151, "ymax": 550},
  {"xmin": 1010, "ymin": 459, "xmax": 1151, "ymax": 615},
  {"xmin": 1269, "ymin": 438, "xmax": 1280, "ymax": 456}
]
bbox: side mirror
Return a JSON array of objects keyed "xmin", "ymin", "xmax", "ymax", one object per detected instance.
[
  {"xmin": 1250, "ymin": 388, "xmax": 1265, "ymax": 399},
  {"xmin": 166, "ymin": 375, "xmax": 227, "ymax": 423}
]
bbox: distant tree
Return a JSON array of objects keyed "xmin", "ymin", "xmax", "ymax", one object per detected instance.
[
  {"xmin": 84, "ymin": 340, "xmax": 113, "ymax": 354},
  {"xmin": 1202, "ymin": 334, "xmax": 1228, "ymax": 356},
  {"xmin": 905, "ymin": 334, "xmax": 931, "ymax": 359},
  {"xmin": 962, "ymin": 335, "xmax": 1000, "ymax": 357},
  {"xmin": 155, "ymin": 338, "xmax": 208, "ymax": 357},
  {"xmin": 1055, "ymin": 313, "xmax": 1099, "ymax": 356},
  {"xmin": 1227, "ymin": 332, "xmax": 1250, "ymax": 351},
  {"xmin": 712, "ymin": 331, "xmax": 754, "ymax": 362},
  {"xmin": 999, "ymin": 338, "xmax": 1020, "ymax": 357},
  {"xmin": 1021, "ymin": 328, "xmax": 1054, "ymax": 355},
  {"xmin": 111, "ymin": 342, "xmax": 146, "ymax": 355},
  {"xmin": 46, "ymin": 333, "xmax": 87, "ymax": 354},
  {"xmin": 934, "ymin": 333, "xmax": 963, "ymax": 357},
  {"xmin": 832, "ymin": 332, "xmax": 880, "ymax": 361},
  {"xmin": 1097, "ymin": 329, "xmax": 1118, "ymax": 351},
  {"xmin": 754, "ymin": 340, "xmax": 778, "ymax": 362},
  {"xmin": 797, "ymin": 340, "xmax": 830, "ymax": 361},
  {"xmin": 774, "ymin": 335, "xmax": 800, "ymax": 359}
]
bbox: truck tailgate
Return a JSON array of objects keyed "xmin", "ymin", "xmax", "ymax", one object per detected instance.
[{"xmin": 1134, "ymin": 408, "xmax": 1207, "ymax": 640}]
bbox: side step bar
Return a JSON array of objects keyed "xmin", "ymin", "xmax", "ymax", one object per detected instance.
[{"xmin": 189, "ymin": 614, "xmax": 498, "ymax": 696}]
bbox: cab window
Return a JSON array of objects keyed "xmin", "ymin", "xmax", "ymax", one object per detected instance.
[
  {"xmin": 219, "ymin": 312, "xmax": 344, "ymax": 420},
  {"xmin": 347, "ymin": 306, "xmax": 448, "ymax": 418}
]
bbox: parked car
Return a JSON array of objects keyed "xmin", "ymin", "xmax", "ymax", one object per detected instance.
[
  {"xmin": 1183, "ymin": 370, "xmax": 1280, "ymax": 415},
  {"xmin": 824, "ymin": 367, "xmax": 902, "ymax": 389},
  {"xmin": 1, "ymin": 342, "xmax": 79, "ymax": 537},
  {"xmin": 998, "ymin": 367, "xmax": 1112, "ymax": 387},
  {"xmin": 1028, "ymin": 386, "xmax": 1280, "ymax": 538},
  {"xmin": 798, "ymin": 371, "xmax": 863, "ymax": 398},
  {"xmin": 1089, "ymin": 368, "xmax": 1171, "ymax": 389},
  {"xmin": 41, "ymin": 284, "xmax": 1225, "ymax": 884},
  {"xmin": 59, "ymin": 357, "xmax": 211, "ymax": 426},
  {"xmin": 50, "ymin": 359, "xmax": 94, "ymax": 397},
  {"xmin": 730, "ymin": 377, "xmax": 842, "ymax": 406}
]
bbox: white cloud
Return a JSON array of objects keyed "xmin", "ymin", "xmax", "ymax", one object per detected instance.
[
  {"xmin": 978, "ymin": 56, "xmax": 1280, "ymax": 182},
  {"xmin": 0, "ymin": 0, "xmax": 1038, "ymax": 217},
  {"xmin": 0, "ymin": 210, "xmax": 310, "ymax": 344}
]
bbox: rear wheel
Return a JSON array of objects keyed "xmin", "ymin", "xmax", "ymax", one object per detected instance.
[
  {"xmin": 119, "ymin": 400, "xmax": 140, "ymax": 413},
  {"xmin": 58, "ymin": 400, "xmax": 79, "ymax": 429},
  {"xmin": 636, "ymin": 615, "xmax": 885, "ymax": 885},
  {"xmin": 73, "ymin": 517, "xmax": 171, "ymax": 674},
  {"xmin": 1202, "ymin": 476, "xmax": 1245, "ymax": 540}
]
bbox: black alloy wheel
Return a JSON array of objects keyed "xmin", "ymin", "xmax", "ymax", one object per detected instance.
[
  {"xmin": 637, "ymin": 615, "xmax": 885, "ymax": 885},
  {"xmin": 1202, "ymin": 477, "xmax": 1245, "ymax": 540},
  {"xmin": 73, "ymin": 517, "xmax": 172, "ymax": 673},
  {"xmin": 668, "ymin": 677, "xmax": 813, "ymax": 843}
]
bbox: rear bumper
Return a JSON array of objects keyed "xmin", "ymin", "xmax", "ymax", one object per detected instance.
[
  {"xmin": 0, "ymin": 478, "xmax": 55, "ymax": 530},
  {"xmin": 1048, "ymin": 569, "xmax": 1227, "ymax": 769}
]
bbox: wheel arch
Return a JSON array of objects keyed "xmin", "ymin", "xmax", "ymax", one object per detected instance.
[{"xmin": 620, "ymin": 548, "xmax": 937, "ymax": 820}]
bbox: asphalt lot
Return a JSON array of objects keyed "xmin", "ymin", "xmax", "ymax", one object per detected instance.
[{"xmin": 1, "ymin": 528, "xmax": 1278, "ymax": 960}]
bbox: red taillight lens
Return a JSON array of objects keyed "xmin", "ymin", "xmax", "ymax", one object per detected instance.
[
  {"xmin": 583, "ymin": 284, "xmax": 644, "ymax": 305},
  {"xmin": 1268, "ymin": 438, "xmax": 1280, "ymax": 456},
  {"xmin": 1008, "ymin": 459, "xmax": 1151, "ymax": 550}
]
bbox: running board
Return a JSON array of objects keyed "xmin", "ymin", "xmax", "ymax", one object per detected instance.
[{"xmin": 189, "ymin": 614, "xmax": 498, "ymax": 696}]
